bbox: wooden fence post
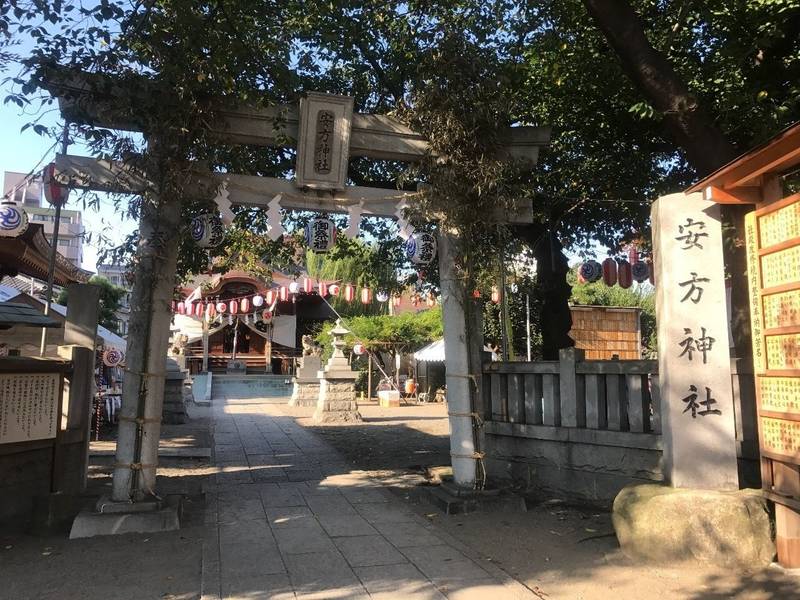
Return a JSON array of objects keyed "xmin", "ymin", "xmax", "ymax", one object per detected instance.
[{"xmin": 559, "ymin": 347, "xmax": 585, "ymax": 427}]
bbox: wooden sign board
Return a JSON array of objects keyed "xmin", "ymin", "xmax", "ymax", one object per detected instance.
[
  {"xmin": 295, "ymin": 93, "xmax": 354, "ymax": 191},
  {"xmin": 0, "ymin": 372, "xmax": 62, "ymax": 444},
  {"xmin": 745, "ymin": 191, "xmax": 800, "ymax": 504}
]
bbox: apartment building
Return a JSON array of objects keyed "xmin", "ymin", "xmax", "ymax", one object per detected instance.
[{"xmin": 97, "ymin": 262, "xmax": 132, "ymax": 337}]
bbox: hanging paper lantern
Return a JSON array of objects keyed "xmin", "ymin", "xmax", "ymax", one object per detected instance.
[
  {"xmin": 318, "ymin": 281, "xmax": 328, "ymax": 297},
  {"xmin": 289, "ymin": 281, "xmax": 300, "ymax": 294},
  {"xmin": 628, "ymin": 246, "xmax": 639, "ymax": 264},
  {"xmin": 392, "ymin": 295, "xmax": 402, "ymax": 307},
  {"xmin": 344, "ymin": 284, "xmax": 355, "ymax": 302},
  {"xmin": 265, "ymin": 290, "xmax": 276, "ymax": 305},
  {"xmin": 472, "ymin": 290, "xmax": 481, "ymax": 299},
  {"xmin": 305, "ymin": 217, "xmax": 337, "ymax": 252},
  {"xmin": 360, "ymin": 287, "xmax": 372, "ymax": 304},
  {"xmin": 279, "ymin": 286, "xmax": 289, "ymax": 301},
  {"xmin": 602, "ymin": 258, "xmax": 617, "ymax": 286},
  {"xmin": 579, "ymin": 260, "xmax": 602, "ymax": 283},
  {"xmin": 353, "ymin": 343, "xmax": 366, "ymax": 356},
  {"xmin": 102, "ymin": 348, "xmax": 125, "ymax": 367},
  {"xmin": 43, "ymin": 163, "xmax": 70, "ymax": 206},
  {"xmin": 171, "ymin": 300, "xmax": 177, "ymax": 313},
  {"xmin": 205, "ymin": 303, "xmax": 215, "ymax": 320},
  {"xmin": 632, "ymin": 261, "xmax": 650, "ymax": 283},
  {"xmin": 376, "ymin": 290, "xmax": 389, "ymax": 303},
  {"xmin": 618, "ymin": 260, "xmax": 633, "ymax": 289},
  {"xmin": 0, "ymin": 202, "xmax": 29, "ymax": 239},
  {"xmin": 216, "ymin": 301, "xmax": 227, "ymax": 314},
  {"xmin": 329, "ymin": 284, "xmax": 341, "ymax": 297},
  {"xmin": 405, "ymin": 232, "xmax": 437, "ymax": 265},
  {"xmin": 229, "ymin": 299, "xmax": 238, "ymax": 315},
  {"xmin": 240, "ymin": 297, "xmax": 250, "ymax": 313},
  {"xmin": 303, "ymin": 278, "xmax": 314, "ymax": 293},
  {"xmin": 194, "ymin": 302, "xmax": 203, "ymax": 318},
  {"xmin": 426, "ymin": 295, "xmax": 437, "ymax": 307},
  {"xmin": 262, "ymin": 310, "xmax": 273, "ymax": 323},
  {"xmin": 177, "ymin": 302, "xmax": 186, "ymax": 315},
  {"xmin": 252, "ymin": 294, "xmax": 264, "ymax": 308},
  {"xmin": 190, "ymin": 214, "xmax": 225, "ymax": 248},
  {"xmin": 491, "ymin": 286, "xmax": 501, "ymax": 304}
]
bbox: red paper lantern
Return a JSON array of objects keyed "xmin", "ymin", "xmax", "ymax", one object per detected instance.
[
  {"xmin": 207, "ymin": 302, "xmax": 216, "ymax": 318},
  {"xmin": 360, "ymin": 286, "xmax": 372, "ymax": 304},
  {"xmin": 43, "ymin": 162, "xmax": 69, "ymax": 205},
  {"xmin": 177, "ymin": 302, "xmax": 186, "ymax": 315},
  {"xmin": 602, "ymin": 258, "xmax": 617, "ymax": 286},
  {"xmin": 229, "ymin": 300, "xmax": 238, "ymax": 315},
  {"xmin": 194, "ymin": 302, "xmax": 203, "ymax": 317},
  {"xmin": 392, "ymin": 295, "xmax": 402, "ymax": 307},
  {"xmin": 318, "ymin": 281, "xmax": 328, "ymax": 297},
  {"xmin": 617, "ymin": 260, "xmax": 632, "ymax": 289},
  {"xmin": 279, "ymin": 286, "xmax": 289, "ymax": 302},
  {"xmin": 240, "ymin": 297, "xmax": 250, "ymax": 313},
  {"xmin": 344, "ymin": 284, "xmax": 355, "ymax": 302},
  {"xmin": 265, "ymin": 289, "xmax": 275, "ymax": 305},
  {"xmin": 490, "ymin": 286, "xmax": 501, "ymax": 304},
  {"xmin": 304, "ymin": 278, "xmax": 314, "ymax": 293},
  {"xmin": 472, "ymin": 290, "xmax": 481, "ymax": 299}
]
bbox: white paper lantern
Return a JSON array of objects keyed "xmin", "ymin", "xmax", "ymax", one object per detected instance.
[
  {"xmin": 289, "ymin": 281, "xmax": 300, "ymax": 294},
  {"xmin": 190, "ymin": 213, "xmax": 225, "ymax": 248},
  {"xmin": 353, "ymin": 343, "xmax": 366, "ymax": 356},
  {"xmin": 305, "ymin": 217, "xmax": 337, "ymax": 253},
  {"xmin": 0, "ymin": 201, "xmax": 28, "ymax": 238},
  {"xmin": 376, "ymin": 290, "xmax": 389, "ymax": 303},
  {"xmin": 405, "ymin": 232, "xmax": 437, "ymax": 265},
  {"xmin": 252, "ymin": 295, "xmax": 264, "ymax": 307},
  {"xmin": 328, "ymin": 284, "xmax": 341, "ymax": 297},
  {"xmin": 102, "ymin": 348, "xmax": 125, "ymax": 367}
]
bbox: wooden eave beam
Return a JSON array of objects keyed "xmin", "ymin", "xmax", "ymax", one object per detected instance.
[
  {"xmin": 702, "ymin": 185, "xmax": 762, "ymax": 205},
  {"xmin": 44, "ymin": 68, "xmax": 551, "ymax": 163},
  {"xmin": 687, "ymin": 122, "xmax": 800, "ymax": 194}
]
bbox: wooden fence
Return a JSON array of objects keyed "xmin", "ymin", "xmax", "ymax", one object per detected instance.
[{"xmin": 482, "ymin": 348, "xmax": 660, "ymax": 434}]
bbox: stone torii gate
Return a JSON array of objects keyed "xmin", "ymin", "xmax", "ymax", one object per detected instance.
[{"xmin": 45, "ymin": 70, "xmax": 550, "ymax": 514}]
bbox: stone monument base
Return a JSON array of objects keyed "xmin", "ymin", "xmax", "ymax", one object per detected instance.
[
  {"xmin": 69, "ymin": 496, "xmax": 181, "ymax": 539},
  {"xmin": 314, "ymin": 379, "xmax": 362, "ymax": 423},
  {"xmin": 612, "ymin": 484, "xmax": 774, "ymax": 568},
  {"xmin": 289, "ymin": 380, "xmax": 320, "ymax": 407}
]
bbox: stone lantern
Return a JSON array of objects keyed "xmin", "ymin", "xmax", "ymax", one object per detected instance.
[{"xmin": 313, "ymin": 319, "xmax": 362, "ymax": 423}]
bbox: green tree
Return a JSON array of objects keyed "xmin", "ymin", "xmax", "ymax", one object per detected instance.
[
  {"xmin": 316, "ymin": 307, "xmax": 443, "ymax": 380},
  {"xmin": 57, "ymin": 275, "xmax": 127, "ymax": 334}
]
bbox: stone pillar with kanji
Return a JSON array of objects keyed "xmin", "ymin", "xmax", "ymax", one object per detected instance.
[{"xmin": 653, "ymin": 192, "xmax": 739, "ymax": 489}]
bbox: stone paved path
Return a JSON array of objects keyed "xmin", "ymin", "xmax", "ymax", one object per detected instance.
[{"xmin": 201, "ymin": 396, "xmax": 536, "ymax": 600}]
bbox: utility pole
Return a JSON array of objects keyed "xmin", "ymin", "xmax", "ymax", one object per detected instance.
[
  {"xmin": 40, "ymin": 124, "xmax": 70, "ymax": 357},
  {"xmin": 526, "ymin": 293, "xmax": 532, "ymax": 361}
]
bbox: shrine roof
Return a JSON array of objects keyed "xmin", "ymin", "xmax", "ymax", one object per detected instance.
[
  {"xmin": 0, "ymin": 223, "xmax": 91, "ymax": 286},
  {"xmin": 0, "ymin": 302, "xmax": 60, "ymax": 329},
  {"xmin": 686, "ymin": 121, "xmax": 800, "ymax": 197}
]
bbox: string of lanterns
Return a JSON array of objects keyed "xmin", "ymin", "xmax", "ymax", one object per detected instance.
[
  {"xmin": 578, "ymin": 252, "xmax": 654, "ymax": 288},
  {"xmin": 172, "ymin": 280, "xmax": 401, "ymax": 321}
]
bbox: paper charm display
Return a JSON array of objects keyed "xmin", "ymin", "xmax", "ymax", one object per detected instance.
[
  {"xmin": 344, "ymin": 201, "xmax": 364, "ymax": 238},
  {"xmin": 213, "ymin": 180, "xmax": 235, "ymax": 226}
]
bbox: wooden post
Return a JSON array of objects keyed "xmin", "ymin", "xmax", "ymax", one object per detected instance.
[
  {"xmin": 201, "ymin": 320, "xmax": 209, "ymax": 373},
  {"xmin": 367, "ymin": 353, "xmax": 373, "ymax": 401},
  {"xmin": 112, "ymin": 188, "xmax": 182, "ymax": 503}
]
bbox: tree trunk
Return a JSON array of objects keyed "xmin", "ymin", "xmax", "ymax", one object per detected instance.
[
  {"xmin": 582, "ymin": 0, "xmax": 752, "ymax": 359},
  {"xmin": 582, "ymin": 0, "xmax": 738, "ymax": 175}
]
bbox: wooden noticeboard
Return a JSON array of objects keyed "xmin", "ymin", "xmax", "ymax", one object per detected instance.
[{"xmin": 745, "ymin": 192, "xmax": 800, "ymax": 508}]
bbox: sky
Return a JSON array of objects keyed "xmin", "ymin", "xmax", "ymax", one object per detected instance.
[{"xmin": 1, "ymin": 67, "xmax": 137, "ymax": 273}]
